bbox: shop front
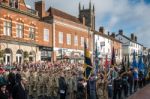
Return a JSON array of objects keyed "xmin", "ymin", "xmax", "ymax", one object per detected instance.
[{"xmin": 39, "ymin": 46, "xmax": 53, "ymax": 61}]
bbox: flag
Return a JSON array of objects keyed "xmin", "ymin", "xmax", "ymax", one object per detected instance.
[
  {"xmin": 131, "ymin": 51, "xmax": 137, "ymax": 68},
  {"xmin": 138, "ymin": 52, "xmax": 144, "ymax": 71},
  {"xmin": 83, "ymin": 42, "xmax": 93, "ymax": 80},
  {"xmin": 95, "ymin": 42, "xmax": 99, "ymax": 75},
  {"xmin": 104, "ymin": 55, "xmax": 109, "ymax": 68},
  {"xmin": 111, "ymin": 47, "xmax": 116, "ymax": 66}
]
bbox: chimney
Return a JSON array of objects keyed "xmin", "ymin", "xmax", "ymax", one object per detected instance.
[
  {"xmin": 135, "ymin": 36, "xmax": 137, "ymax": 42},
  {"xmin": 108, "ymin": 31, "xmax": 110, "ymax": 36},
  {"xmin": 119, "ymin": 29, "xmax": 123, "ymax": 35},
  {"xmin": 131, "ymin": 33, "xmax": 134, "ymax": 41},
  {"xmin": 99, "ymin": 27, "xmax": 104, "ymax": 34},
  {"xmin": 111, "ymin": 32, "xmax": 116, "ymax": 38},
  {"xmin": 35, "ymin": 0, "xmax": 45, "ymax": 18}
]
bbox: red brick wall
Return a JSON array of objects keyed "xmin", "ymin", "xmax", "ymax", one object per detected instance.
[
  {"xmin": 55, "ymin": 23, "xmax": 92, "ymax": 51},
  {"xmin": 0, "ymin": 7, "xmax": 52, "ymax": 47}
]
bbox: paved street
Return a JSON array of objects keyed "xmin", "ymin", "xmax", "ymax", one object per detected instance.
[{"xmin": 128, "ymin": 84, "xmax": 150, "ymax": 99}]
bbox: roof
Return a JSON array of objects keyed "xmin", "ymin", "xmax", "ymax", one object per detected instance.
[
  {"xmin": 116, "ymin": 34, "xmax": 143, "ymax": 46},
  {"xmin": 94, "ymin": 31, "xmax": 122, "ymax": 43},
  {"xmin": 47, "ymin": 7, "xmax": 81, "ymax": 24}
]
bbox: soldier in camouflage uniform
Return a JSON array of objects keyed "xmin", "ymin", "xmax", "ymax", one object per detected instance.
[
  {"xmin": 36, "ymin": 70, "xmax": 44, "ymax": 99},
  {"xmin": 28, "ymin": 69, "xmax": 37, "ymax": 99},
  {"xmin": 42, "ymin": 69, "xmax": 49, "ymax": 99},
  {"xmin": 46, "ymin": 71, "xmax": 53, "ymax": 99},
  {"xmin": 52, "ymin": 73, "xmax": 59, "ymax": 99},
  {"xmin": 72, "ymin": 72, "xmax": 77, "ymax": 99},
  {"xmin": 66, "ymin": 71, "xmax": 73, "ymax": 99}
]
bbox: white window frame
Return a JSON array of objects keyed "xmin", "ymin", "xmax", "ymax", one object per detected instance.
[
  {"xmin": 74, "ymin": 35, "xmax": 78, "ymax": 46},
  {"xmin": 86, "ymin": 38, "xmax": 89, "ymax": 48},
  {"xmin": 4, "ymin": 21, "xmax": 12, "ymax": 36},
  {"xmin": 59, "ymin": 32, "xmax": 63, "ymax": 44},
  {"xmin": 43, "ymin": 29, "xmax": 49, "ymax": 42},
  {"xmin": 16, "ymin": 24, "xmax": 23, "ymax": 38},
  {"xmin": 81, "ymin": 37, "xmax": 84, "ymax": 47},
  {"xmin": 67, "ymin": 34, "xmax": 71, "ymax": 45},
  {"xmin": 29, "ymin": 27, "xmax": 35, "ymax": 40}
]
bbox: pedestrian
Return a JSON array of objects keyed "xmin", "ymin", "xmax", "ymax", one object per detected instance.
[
  {"xmin": 12, "ymin": 77, "xmax": 28, "ymax": 99},
  {"xmin": 113, "ymin": 75, "xmax": 122, "ymax": 99},
  {"xmin": 0, "ymin": 83, "xmax": 9, "ymax": 99},
  {"xmin": 128, "ymin": 68, "xmax": 134, "ymax": 94},
  {"xmin": 59, "ymin": 72, "xmax": 67, "ymax": 99},
  {"xmin": 77, "ymin": 78, "xmax": 85, "ymax": 99},
  {"xmin": 89, "ymin": 73, "xmax": 97, "ymax": 99},
  {"xmin": 133, "ymin": 68, "xmax": 138, "ymax": 92}
]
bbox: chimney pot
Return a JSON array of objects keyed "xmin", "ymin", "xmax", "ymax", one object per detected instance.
[
  {"xmin": 119, "ymin": 29, "xmax": 123, "ymax": 35},
  {"xmin": 99, "ymin": 27, "xmax": 104, "ymax": 34}
]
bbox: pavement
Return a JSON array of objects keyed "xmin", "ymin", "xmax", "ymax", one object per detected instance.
[{"xmin": 128, "ymin": 84, "xmax": 150, "ymax": 99}]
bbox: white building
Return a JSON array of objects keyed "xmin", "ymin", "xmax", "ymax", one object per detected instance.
[
  {"xmin": 116, "ymin": 30, "xmax": 143, "ymax": 62},
  {"xmin": 94, "ymin": 27, "xmax": 112, "ymax": 65}
]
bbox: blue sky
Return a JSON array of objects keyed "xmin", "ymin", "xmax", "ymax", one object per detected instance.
[{"xmin": 25, "ymin": 0, "xmax": 150, "ymax": 47}]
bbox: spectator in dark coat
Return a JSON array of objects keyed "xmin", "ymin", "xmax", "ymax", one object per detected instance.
[
  {"xmin": 12, "ymin": 77, "xmax": 28, "ymax": 99},
  {"xmin": 15, "ymin": 69, "xmax": 21, "ymax": 84},
  {"xmin": 77, "ymin": 78, "xmax": 85, "ymax": 99},
  {"xmin": 7, "ymin": 70, "xmax": 16, "ymax": 95},
  {"xmin": 59, "ymin": 72, "xmax": 67, "ymax": 99},
  {"xmin": 0, "ymin": 83, "xmax": 9, "ymax": 99},
  {"xmin": 89, "ymin": 74, "xmax": 97, "ymax": 99}
]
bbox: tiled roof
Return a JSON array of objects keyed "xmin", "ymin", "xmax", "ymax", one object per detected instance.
[
  {"xmin": 116, "ymin": 34, "xmax": 143, "ymax": 46},
  {"xmin": 94, "ymin": 31, "xmax": 122, "ymax": 43},
  {"xmin": 47, "ymin": 7, "xmax": 81, "ymax": 24}
]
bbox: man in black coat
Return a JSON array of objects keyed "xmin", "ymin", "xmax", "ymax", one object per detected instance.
[
  {"xmin": 77, "ymin": 78, "xmax": 85, "ymax": 99},
  {"xmin": 12, "ymin": 77, "xmax": 28, "ymax": 99},
  {"xmin": 59, "ymin": 72, "xmax": 67, "ymax": 99}
]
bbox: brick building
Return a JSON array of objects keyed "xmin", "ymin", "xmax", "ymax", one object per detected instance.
[
  {"xmin": 40, "ymin": 1, "xmax": 94, "ymax": 62},
  {"xmin": 0, "ymin": 0, "xmax": 94, "ymax": 64},
  {"xmin": 0, "ymin": 0, "xmax": 53, "ymax": 64}
]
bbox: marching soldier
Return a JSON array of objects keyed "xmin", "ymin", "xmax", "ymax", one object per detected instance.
[
  {"xmin": 46, "ymin": 72, "xmax": 53, "ymax": 99},
  {"xmin": 66, "ymin": 71, "xmax": 73, "ymax": 99},
  {"xmin": 28, "ymin": 69, "xmax": 37, "ymax": 99},
  {"xmin": 52, "ymin": 73, "xmax": 59, "ymax": 99},
  {"xmin": 72, "ymin": 72, "xmax": 77, "ymax": 99},
  {"xmin": 42, "ymin": 69, "xmax": 49, "ymax": 99},
  {"xmin": 36, "ymin": 70, "xmax": 44, "ymax": 99}
]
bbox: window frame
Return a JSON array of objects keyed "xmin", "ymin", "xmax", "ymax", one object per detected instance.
[
  {"xmin": 4, "ymin": 21, "xmax": 12, "ymax": 36},
  {"xmin": 67, "ymin": 34, "xmax": 71, "ymax": 45},
  {"xmin": 16, "ymin": 23, "xmax": 24, "ymax": 38},
  {"xmin": 59, "ymin": 32, "xmax": 63, "ymax": 44},
  {"xmin": 43, "ymin": 29, "xmax": 49, "ymax": 42},
  {"xmin": 29, "ymin": 27, "xmax": 36, "ymax": 40}
]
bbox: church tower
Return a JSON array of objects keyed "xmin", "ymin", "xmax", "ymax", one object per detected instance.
[{"xmin": 79, "ymin": 1, "xmax": 95, "ymax": 30}]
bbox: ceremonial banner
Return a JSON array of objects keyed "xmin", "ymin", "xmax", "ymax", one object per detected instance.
[{"xmin": 83, "ymin": 42, "xmax": 93, "ymax": 80}]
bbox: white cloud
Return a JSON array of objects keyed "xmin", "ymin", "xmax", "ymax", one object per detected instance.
[{"xmin": 25, "ymin": 0, "xmax": 150, "ymax": 47}]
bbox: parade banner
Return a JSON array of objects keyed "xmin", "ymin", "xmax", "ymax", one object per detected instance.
[{"xmin": 83, "ymin": 42, "xmax": 93, "ymax": 80}]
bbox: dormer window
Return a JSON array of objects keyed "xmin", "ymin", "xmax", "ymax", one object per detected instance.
[{"xmin": 9, "ymin": 0, "xmax": 18, "ymax": 8}]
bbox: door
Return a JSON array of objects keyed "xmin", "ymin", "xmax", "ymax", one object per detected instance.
[{"xmin": 4, "ymin": 54, "xmax": 11, "ymax": 65}]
